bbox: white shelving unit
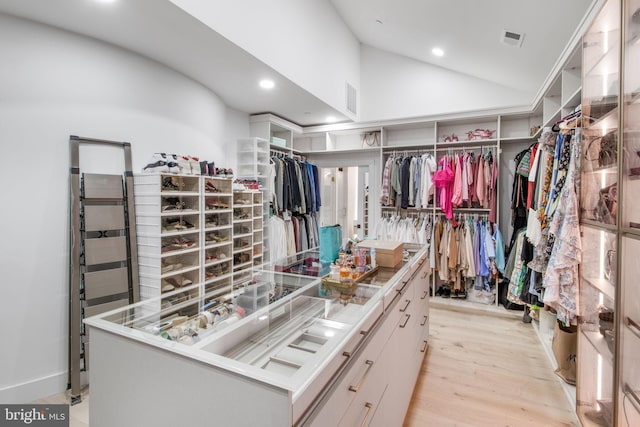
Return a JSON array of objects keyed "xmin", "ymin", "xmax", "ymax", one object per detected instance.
[
  {"xmin": 202, "ymin": 176, "xmax": 234, "ymax": 301},
  {"xmin": 232, "ymin": 190, "xmax": 256, "ymax": 287},
  {"xmin": 252, "ymin": 191, "xmax": 264, "ymax": 267},
  {"xmin": 134, "ymin": 174, "xmax": 203, "ymax": 306},
  {"xmin": 237, "ymin": 137, "xmax": 270, "ymax": 264},
  {"xmin": 134, "ymin": 174, "xmax": 242, "ymax": 308}
]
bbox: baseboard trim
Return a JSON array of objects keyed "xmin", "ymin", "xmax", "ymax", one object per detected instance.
[{"xmin": 0, "ymin": 372, "xmax": 68, "ymax": 404}]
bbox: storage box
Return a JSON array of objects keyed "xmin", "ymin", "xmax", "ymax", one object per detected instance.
[
  {"xmin": 271, "ymin": 136, "xmax": 287, "ymax": 147},
  {"xmin": 356, "ymin": 240, "xmax": 404, "ymax": 268}
]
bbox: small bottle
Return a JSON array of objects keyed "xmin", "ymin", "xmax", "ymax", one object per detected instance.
[
  {"xmin": 340, "ymin": 263, "xmax": 352, "ymax": 284},
  {"xmin": 330, "ymin": 263, "xmax": 340, "ymax": 280},
  {"xmin": 370, "ymin": 248, "xmax": 376, "ymax": 268}
]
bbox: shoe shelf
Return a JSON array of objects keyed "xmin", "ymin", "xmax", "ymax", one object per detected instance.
[
  {"xmin": 204, "ymin": 241, "xmax": 232, "ymax": 251},
  {"xmin": 204, "ymin": 224, "xmax": 232, "ymax": 233},
  {"xmin": 233, "ymin": 260, "xmax": 253, "ymax": 271},
  {"xmin": 161, "ymin": 264, "xmax": 200, "ymax": 278},
  {"xmin": 204, "ymin": 256, "xmax": 231, "ymax": 269},
  {"xmin": 204, "ymin": 272, "xmax": 232, "ymax": 286},
  {"xmin": 204, "ymin": 279, "xmax": 233, "ymax": 300},
  {"xmin": 135, "ymin": 174, "xmax": 201, "ymax": 194},
  {"xmin": 204, "ymin": 262, "xmax": 231, "ymax": 281},
  {"xmin": 204, "ymin": 176, "xmax": 233, "ymax": 195},
  {"xmin": 253, "ymin": 230, "xmax": 263, "ymax": 245},
  {"xmin": 134, "ymin": 176, "xmax": 270, "ymax": 326}
]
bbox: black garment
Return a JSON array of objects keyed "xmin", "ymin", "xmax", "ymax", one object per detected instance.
[
  {"xmin": 312, "ymin": 165, "xmax": 321, "ymax": 209},
  {"xmin": 507, "ymin": 148, "xmax": 530, "ymax": 255},
  {"xmin": 400, "ymin": 156, "xmax": 412, "ymax": 209}
]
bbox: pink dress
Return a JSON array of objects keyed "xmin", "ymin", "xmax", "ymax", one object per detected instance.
[
  {"xmin": 451, "ymin": 154, "xmax": 463, "ymax": 207},
  {"xmin": 434, "ymin": 156, "xmax": 454, "ymax": 219}
]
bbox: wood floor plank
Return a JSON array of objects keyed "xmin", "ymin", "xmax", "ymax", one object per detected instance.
[{"xmin": 403, "ymin": 306, "xmax": 579, "ymax": 427}]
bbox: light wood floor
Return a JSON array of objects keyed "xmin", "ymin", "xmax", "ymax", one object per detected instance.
[{"xmin": 403, "ymin": 306, "xmax": 579, "ymax": 427}]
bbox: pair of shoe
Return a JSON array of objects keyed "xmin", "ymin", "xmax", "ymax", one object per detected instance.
[
  {"xmin": 205, "ymin": 181, "xmax": 221, "ymax": 193},
  {"xmin": 234, "ymin": 252, "xmax": 250, "ymax": 263},
  {"xmin": 161, "ymin": 262, "xmax": 183, "ymax": 274},
  {"xmin": 206, "ymin": 232, "xmax": 228, "ymax": 243},
  {"xmin": 206, "ymin": 198, "xmax": 229, "ymax": 209},
  {"xmin": 162, "ymin": 197, "xmax": 187, "ymax": 211},
  {"xmin": 235, "ymin": 240, "xmax": 250, "ymax": 248},
  {"xmin": 143, "ymin": 153, "xmax": 180, "ymax": 173},
  {"xmin": 162, "ymin": 176, "xmax": 184, "ymax": 191},
  {"xmin": 173, "ymin": 155, "xmax": 201, "ymax": 175},
  {"xmin": 171, "ymin": 237, "xmax": 195, "ymax": 248},
  {"xmin": 164, "ymin": 219, "xmax": 194, "ymax": 231},
  {"xmin": 215, "ymin": 168, "xmax": 233, "ymax": 177},
  {"xmin": 163, "ymin": 276, "xmax": 193, "ymax": 289}
]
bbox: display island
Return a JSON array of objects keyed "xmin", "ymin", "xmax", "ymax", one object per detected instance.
[{"xmin": 84, "ymin": 244, "xmax": 430, "ymax": 427}]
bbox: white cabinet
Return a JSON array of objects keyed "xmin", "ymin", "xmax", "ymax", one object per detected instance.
[{"xmin": 306, "ymin": 250, "xmax": 429, "ymax": 427}]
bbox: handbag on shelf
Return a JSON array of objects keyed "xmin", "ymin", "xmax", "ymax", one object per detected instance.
[
  {"xmin": 599, "ymin": 130, "xmax": 618, "ymax": 167},
  {"xmin": 585, "ymin": 130, "xmax": 617, "ymax": 169},
  {"xmin": 604, "ymin": 249, "xmax": 617, "ymax": 284},
  {"xmin": 594, "ymin": 183, "xmax": 617, "ymax": 225}
]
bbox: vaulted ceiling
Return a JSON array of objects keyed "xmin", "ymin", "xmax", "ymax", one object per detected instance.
[{"xmin": 0, "ymin": 0, "xmax": 600, "ymax": 126}]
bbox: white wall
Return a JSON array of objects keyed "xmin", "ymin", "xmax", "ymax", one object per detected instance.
[
  {"xmin": 360, "ymin": 45, "xmax": 534, "ymax": 122},
  {"xmin": 170, "ymin": 0, "xmax": 361, "ymax": 120},
  {"xmin": 0, "ymin": 13, "xmax": 248, "ymax": 403}
]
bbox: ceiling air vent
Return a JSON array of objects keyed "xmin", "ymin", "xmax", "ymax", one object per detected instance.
[
  {"xmin": 345, "ymin": 82, "xmax": 357, "ymax": 115},
  {"xmin": 500, "ymin": 29, "xmax": 524, "ymax": 47}
]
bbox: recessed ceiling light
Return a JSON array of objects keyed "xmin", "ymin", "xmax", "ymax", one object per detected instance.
[
  {"xmin": 432, "ymin": 47, "xmax": 444, "ymax": 57},
  {"xmin": 259, "ymin": 79, "xmax": 275, "ymax": 89},
  {"xmin": 325, "ymin": 116, "xmax": 337, "ymax": 123}
]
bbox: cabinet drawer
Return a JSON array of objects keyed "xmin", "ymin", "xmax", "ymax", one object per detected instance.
[
  {"xmin": 306, "ymin": 306, "xmax": 390, "ymax": 427},
  {"xmin": 414, "ymin": 257, "xmax": 431, "ymax": 300},
  {"xmin": 338, "ymin": 364, "xmax": 387, "ymax": 427}
]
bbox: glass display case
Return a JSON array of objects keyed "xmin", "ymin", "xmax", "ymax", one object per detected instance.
[
  {"xmin": 618, "ymin": 0, "xmax": 640, "ymax": 425},
  {"xmin": 578, "ymin": 0, "xmax": 620, "ymax": 425},
  {"xmin": 579, "ymin": 1, "xmax": 640, "ymax": 425},
  {"xmin": 85, "ymin": 245, "xmax": 429, "ymax": 427}
]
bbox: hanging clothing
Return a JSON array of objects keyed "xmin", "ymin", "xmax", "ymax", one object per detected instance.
[{"xmin": 542, "ymin": 131, "xmax": 582, "ymax": 325}]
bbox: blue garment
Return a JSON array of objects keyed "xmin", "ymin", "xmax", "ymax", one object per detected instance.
[
  {"xmin": 493, "ymin": 228, "xmax": 506, "ymax": 274},
  {"xmin": 306, "ymin": 162, "xmax": 316, "ymax": 213},
  {"xmin": 478, "ymin": 221, "xmax": 489, "ymax": 277}
]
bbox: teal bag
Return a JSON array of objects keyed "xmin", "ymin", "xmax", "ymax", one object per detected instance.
[{"xmin": 320, "ymin": 225, "xmax": 342, "ymax": 264}]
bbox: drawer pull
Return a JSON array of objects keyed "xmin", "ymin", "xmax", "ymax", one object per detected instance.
[
  {"xmin": 421, "ymin": 290, "xmax": 428, "ymax": 300},
  {"xmin": 399, "ymin": 314, "xmax": 411, "ymax": 328},
  {"xmin": 421, "ymin": 270, "xmax": 429, "ymax": 280},
  {"xmin": 396, "ymin": 281, "xmax": 408, "ymax": 293},
  {"xmin": 624, "ymin": 383, "xmax": 640, "ymax": 412},
  {"xmin": 420, "ymin": 315, "xmax": 428, "ymax": 326},
  {"xmin": 400, "ymin": 299, "xmax": 411, "ymax": 312},
  {"xmin": 420, "ymin": 340, "xmax": 428, "ymax": 353},
  {"xmin": 359, "ymin": 403, "xmax": 374, "ymax": 427},
  {"xmin": 627, "ymin": 316, "xmax": 640, "ymax": 339},
  {"xmin": 348, "ymin": 360, "xmax": 374, "ymax": 392}
]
